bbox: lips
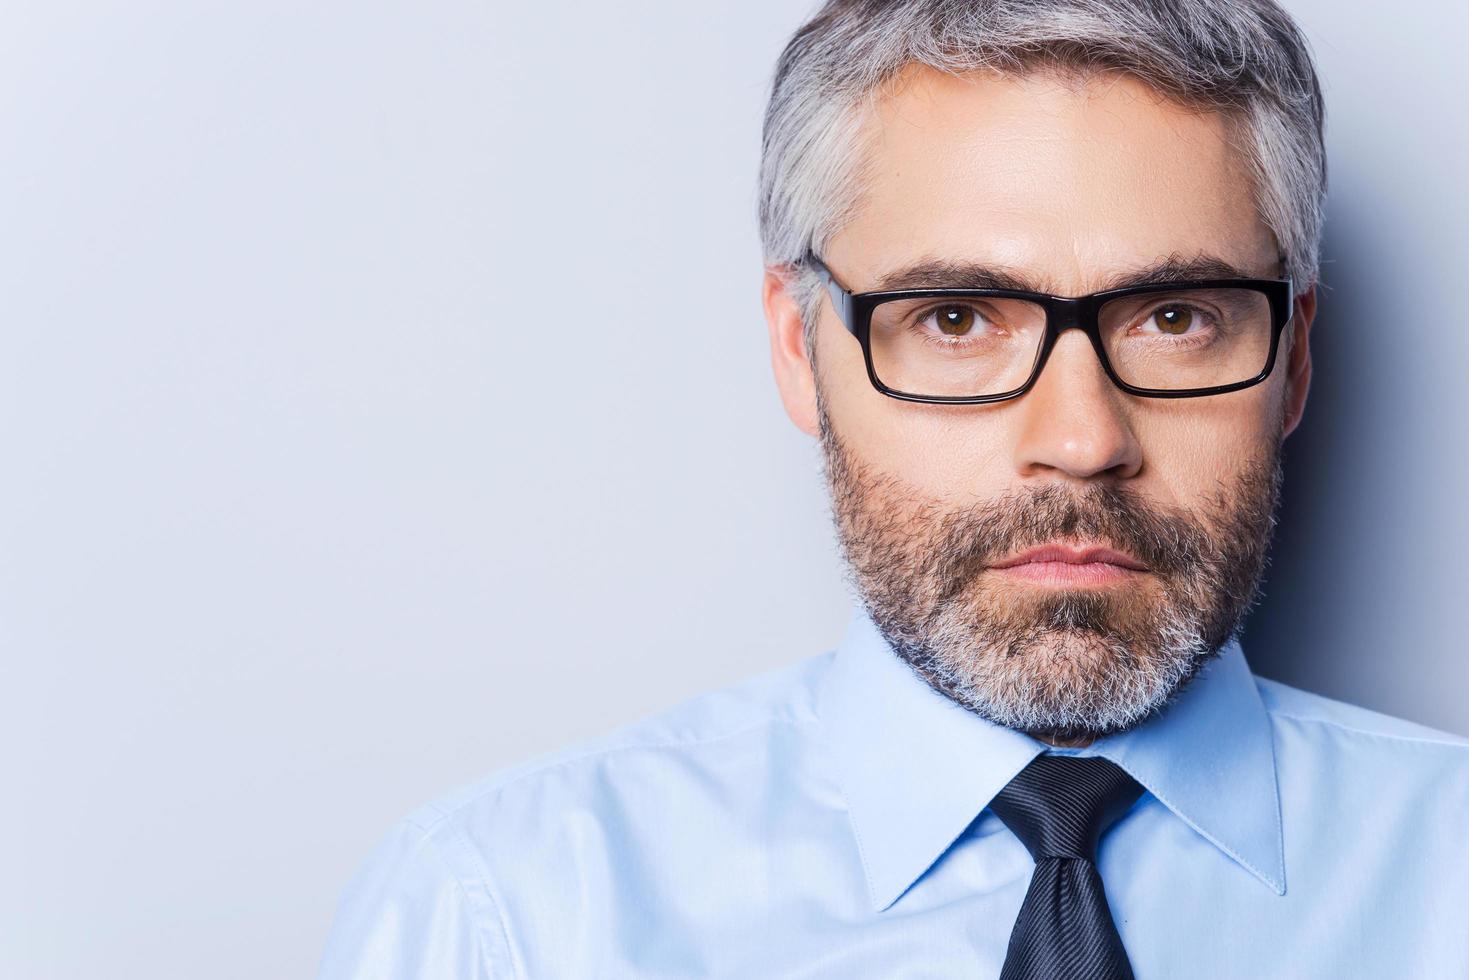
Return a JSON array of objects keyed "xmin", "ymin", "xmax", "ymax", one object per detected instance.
[{"xmin": 989, "ymin": 544, "xmax": 1149, "ymax": 571}]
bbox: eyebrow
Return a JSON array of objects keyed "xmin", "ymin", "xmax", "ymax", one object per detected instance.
[{"xmin": 870, "ymin": 252, "xmax": 1275, "ymax": 295}]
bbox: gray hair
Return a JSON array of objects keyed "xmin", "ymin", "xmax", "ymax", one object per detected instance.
[{"xmin": 758, "ymin": 0, "xmax": 1327, "ymax": 331}]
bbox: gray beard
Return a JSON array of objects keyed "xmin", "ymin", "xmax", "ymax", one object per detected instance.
[{"xmin": 817, "ymin": 391, "xmax": 1284, "ymax": 744}]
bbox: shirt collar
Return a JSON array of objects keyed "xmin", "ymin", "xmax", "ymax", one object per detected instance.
[{"xmin": 817, "ymin": 605, "xmax": 1285, "ymax": 912}]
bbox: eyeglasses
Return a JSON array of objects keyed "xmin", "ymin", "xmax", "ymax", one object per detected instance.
[{"xmin": 805, "ymin": 251, "xmax": 1295, "ymax": 404}]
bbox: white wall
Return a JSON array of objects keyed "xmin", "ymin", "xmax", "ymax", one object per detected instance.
[
  {"xmin": 1233, "ymin": 0, "xmax": 1469, "ymax": 731},
  {"xmin": 1, "ymin": 2, "xmax": 1462, "ymax": 977}
]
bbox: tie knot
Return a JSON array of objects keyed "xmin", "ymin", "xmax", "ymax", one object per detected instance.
[{"xmin": 988, "ymin": 754, "xmax": 1144, "ymax": 862}]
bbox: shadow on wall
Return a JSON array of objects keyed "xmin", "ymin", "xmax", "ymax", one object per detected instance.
[{"xmin": 1237, "ymin": 207, "xmax": 1454, "ymax": 730}]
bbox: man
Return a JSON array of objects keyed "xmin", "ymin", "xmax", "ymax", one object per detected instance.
[{"xmin": 319, "ymin": 1, "xmax": 1469, "ymax": 977}]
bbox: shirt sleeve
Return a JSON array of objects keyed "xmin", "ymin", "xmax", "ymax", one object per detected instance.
[{"xmin": 316, "ymin": 817, "xmax": 515, "ymax": 980}]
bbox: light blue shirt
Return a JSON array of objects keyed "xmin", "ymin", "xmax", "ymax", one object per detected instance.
[{"xmin": 318, "ymin": 607, "xmax": 1469, "ymax": 978}]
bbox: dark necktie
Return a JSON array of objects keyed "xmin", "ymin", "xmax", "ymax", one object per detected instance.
[{"xmin": 987, "ymin": 754, "xmax": 1145, "ymax": 980}]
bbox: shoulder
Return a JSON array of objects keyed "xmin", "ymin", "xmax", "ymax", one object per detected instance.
[
  {"xmin": 1253, "ymin": 674, "xmax": 1469, "ymax": 809},
  {"xmin": 1254, "ymin": 674, "xmax": 1469, "ymax": 750},
  {"xmin": 318, "ymin": 650, "xmax": 834, "ymax": 978},
  {"xmin": 405, "ymin": 646, "xmax": 840, "ymax": 846},
  {"xmin": 1250, "ymin": 676, "xmax": 1469, "ymax": 895}
]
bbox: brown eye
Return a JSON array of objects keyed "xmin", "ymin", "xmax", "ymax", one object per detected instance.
[
  {"xmin": 935, "ymin": 305, "xmax": 975, "ymax": 335},
  {"xmin": 1152, "ymin": 306, "xmax": 1194, "ymax": 334}
]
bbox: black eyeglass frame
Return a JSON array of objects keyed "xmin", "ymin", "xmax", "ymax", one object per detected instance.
[{"xmin": 804, "ymin": 251, "xmax": 1296, "ymax": 404}]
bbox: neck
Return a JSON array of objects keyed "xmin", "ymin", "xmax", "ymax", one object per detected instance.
[{"xmin": 1033, "ymin": 731, "xmax": 1096, "ymax": 749}]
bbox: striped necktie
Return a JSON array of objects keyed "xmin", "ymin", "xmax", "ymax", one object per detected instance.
[{"xmin": 987, "ymin": 754, "xmax": 1145, "ymax": 980}]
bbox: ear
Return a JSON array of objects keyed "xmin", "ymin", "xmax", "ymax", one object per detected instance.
[
  {"xmin": 763, "ymin": 265, "xmax": 820, "ymax": 438},
  {"xmin": 1281, "ymin": 283, "xmax": 1316, "ymax": 439}
]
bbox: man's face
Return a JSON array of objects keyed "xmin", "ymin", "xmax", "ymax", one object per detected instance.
[{"xmin": 764, "ymin": 66, "xmax": 1316, "ymax": 745}]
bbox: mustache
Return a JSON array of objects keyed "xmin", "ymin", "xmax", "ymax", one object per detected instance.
[{"xmin": 927, "ymin": 482, "xmax": 1216, "ymax": 606}]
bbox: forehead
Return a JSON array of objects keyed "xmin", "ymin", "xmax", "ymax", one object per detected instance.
[{"xmin": 831, "ymin": 64, "xmax": 1278, "ymax": 292}]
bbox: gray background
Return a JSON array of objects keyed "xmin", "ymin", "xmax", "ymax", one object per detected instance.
[{"xmin": 1, "ymin": 2, "xmax": 1462, "ymax": 977}]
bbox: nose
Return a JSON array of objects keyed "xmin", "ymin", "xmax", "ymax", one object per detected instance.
[{"xmin": 1011, "ymin": 327, "xmax": 1143, "ymax": 482}]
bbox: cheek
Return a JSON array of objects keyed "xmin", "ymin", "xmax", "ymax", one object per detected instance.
[
  {"xmin": 822, "ymin": 391, "xmax": 1021, "ymax": 501},
  {"xmin": 886, "ymin": 412, "xmax": 1016, "ymax": 494},
  {"xmin": 1131, "ymin": 388, "xmax": 1283, "ymax": 505}
]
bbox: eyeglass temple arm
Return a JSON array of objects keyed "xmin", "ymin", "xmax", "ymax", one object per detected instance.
[{"xmin": 801, "ymin": 251, "xmax": 855, "ymax": 333}]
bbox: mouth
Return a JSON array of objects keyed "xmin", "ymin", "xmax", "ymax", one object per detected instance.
[{"xmin": 987, "ymin": 543, "xmax": 1149, "ymax": 587}]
